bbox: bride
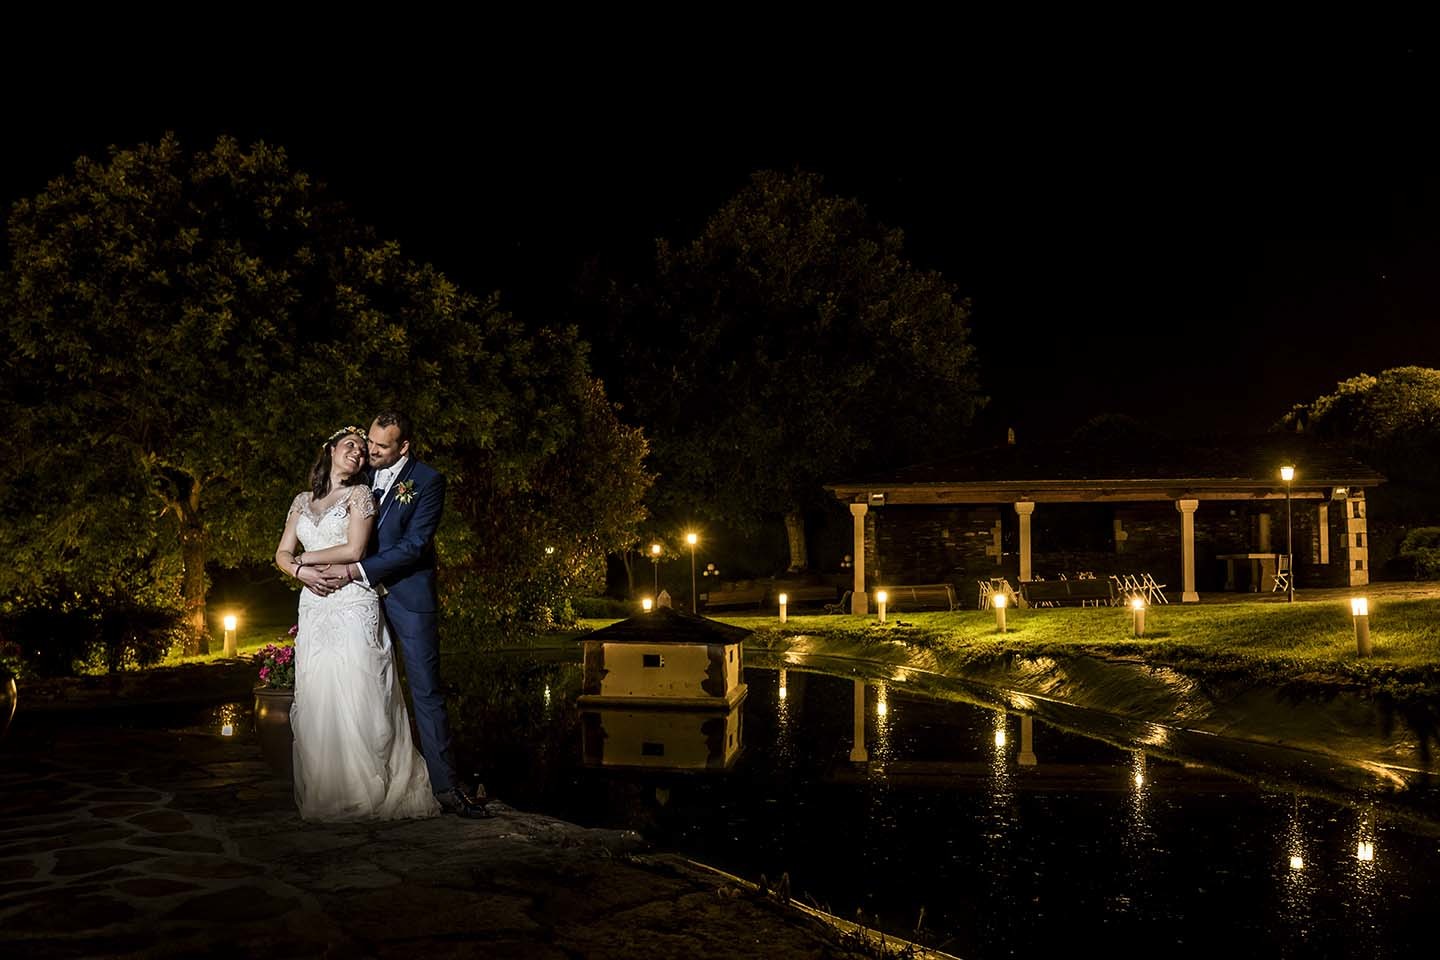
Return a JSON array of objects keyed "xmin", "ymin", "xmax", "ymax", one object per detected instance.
[{"xmin": 273, "ymin": 425, "xmax": 440, "ymax": 820}]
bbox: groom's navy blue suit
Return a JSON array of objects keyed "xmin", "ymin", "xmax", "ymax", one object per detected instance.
[{"xmin": 363, "ymin": 457, "xmax": 456, "ymax": 792}]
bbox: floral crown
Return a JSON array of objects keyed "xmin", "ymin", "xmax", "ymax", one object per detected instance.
[{"xmin": 326, "ymin": 425, "xmax": 367, "ymax": 445}]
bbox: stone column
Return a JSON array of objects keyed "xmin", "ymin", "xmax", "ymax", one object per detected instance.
[
  {"xmin": 1346, "ymin": 491, "xmax": 1370, "ymax": 587},
  {"xmin": 1176, "ymin": 499, "xmax": 1199, "ymax": 602},
  {"xmin": 1015, "ymin": 501, "xmax": 1035, "ymax": 605},
  {"xmin": 1258, "ymin": 512, "xmax": 1272, "ymax": 553},
  {"xmin": 849, "ymin": 502, "xmax": 869, "ymax": 615},
  {"xmin": 1317, "ymin": 502, "xmax": 1330, "ymax": 565}
]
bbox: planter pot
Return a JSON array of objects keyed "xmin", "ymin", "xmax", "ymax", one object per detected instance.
[
  {"xmin": 1, "ymin": 675, "xmax": 15, "ymax": 741},
  {"xmin": 253, "ymin": 685, "xmax": 294, "ymax": 780}
]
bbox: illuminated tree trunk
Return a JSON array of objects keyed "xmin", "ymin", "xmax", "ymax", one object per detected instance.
[
  {"xmin": 784, "ymin": 510, "xmax": 808, "ymax": 572},
  {"xmin": 176, "ymin": 486, "xmax": 209, "ymax": 657}
]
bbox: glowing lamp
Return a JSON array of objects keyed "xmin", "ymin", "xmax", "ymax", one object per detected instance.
[
  {"xmin": 220, "ymin": 723, "xmax": 234, "ymax": 737},
  {"xmin": 686, "ymin": 533, "xmax": 698, "ymax": 546},
  {"xmin": 778, "ymin": 592, "xmax": 788, "ymax": 623},
  {"xmin": 876, "ymin": 590, "xmax": 888, "ymax": 623},
  {"xmin": 1357, "ymin": 841, "xmax": 1374, "ymax": 861},
  {"xmin": 993, "ymin": 591, "xmax": 1007, "ymax": 632},
  {"xmin": 651, "ymin": 543, "xmax": 662, "ymax": 556},
  {"xmin": 1280, "ymin": 465, "xmax": 1295, "ymax": 482},
  {"xmin": 1130, "ymin": 596, "xmax": 1146, "ymax": 637},
  {"xmin": 222, "ymin": 614, "xmax": 238, "ymax": 659},
  {"xmin": 876, "ymin": 698, "xmax": 888, "ymax": 717},
  {"xmin": 1289, "ymin": 855, "xmax": 1304, "ymax": 871},
  {"xmin": 642, "ymin": 597, "xmax": 653, "ymax": 612},
  {"xmin": 1351, "ymin": 596, "xmax": 1372, "ymax": 657}
]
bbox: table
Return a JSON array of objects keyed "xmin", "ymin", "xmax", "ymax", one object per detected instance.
[{"xmin": 1215, "ymin": 553, "xmax": 1279, "ymax": 592}]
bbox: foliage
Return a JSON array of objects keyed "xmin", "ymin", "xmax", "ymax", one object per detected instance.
[
  {"xmin": 0, "ymin": 134, "xmax": 649, "ymax": 651},
  {"xmin": 0, "ymin": 595, "xmax": 181, "ymax": 678},
  {"xmin": 254, "ymin": 639, "xmax": 296, "ymax": 689},
  {"xmin": 1398, "ymin": 527, "xmax": 1440, "ymax": 580},
  {"xmin": 590, "ymin": 169, "xmax": 985, "ymax": 567}
]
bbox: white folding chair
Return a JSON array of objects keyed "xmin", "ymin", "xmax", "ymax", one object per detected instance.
[
  {"xmin": 1271, "ymin": 556, "xmax": 1292, "ymax": 593},
  {"xmin": 977, "ymin": 580, "xmax": 993, "ymax": 610},
  {"xmin": 1141, "ymin": 573, "xmax": 1168, "ymax": 604}
]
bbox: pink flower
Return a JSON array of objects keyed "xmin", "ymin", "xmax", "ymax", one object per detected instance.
[
  {"xmin": 259, "ymin": 666, "xmax": 271, "ymax": 679},
  {"xmin": 288, "ymin": 624, "xmax": 299, "ymax": 637}
]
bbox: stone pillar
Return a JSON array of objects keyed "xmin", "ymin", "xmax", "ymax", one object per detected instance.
[
  {"xmin": 1258, "ymin": 512, "xmax": 1272, "ymax": 553},
  {"xmin": 849, "ymin": 503, "xmax": 869, "ymax": 615},
  {"xmin": 1015, "ymin": 502, "xmax": 1035, "ymax": 604},
  {"xmin": 1176, "ymin": 499, "xmax": 1199, "ymax": 603},
  {"xmin": 1317, "ymin": 502, "xmax": 1330, "ymax": 566},
  {"xmin": 1345, "ymin": 491, "xmax": 1370, "ymax": 587}
]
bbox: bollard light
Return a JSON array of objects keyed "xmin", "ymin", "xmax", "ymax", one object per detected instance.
[
  {"xmin": 222, "ymin": 614, "xmax": 238, "ymax": 659},
  {"xmin": 1130, "ymin": 596, "xmax": 1147, "ymax": 637},
  {"xmin": 642, "ymin": 597, "xmax": 654, "ymax": 612},
  {"xmin": 1351, "ymin": 596, "xmax": 1372, "ymax": 657},
  {"xmin": 1357, "ymin": 840, "xmax": 1375, "ymax": 861},
  {"xmin": 993, "ymin": 592, "xmax": 1007, "ymax": 633},
  {"xmin": 778, "ymin": 592, "xmax": 788, "ymax": 623},
  {"xmin": 876, "ymin": 590, "xmax": 888, "ymax": 623}
]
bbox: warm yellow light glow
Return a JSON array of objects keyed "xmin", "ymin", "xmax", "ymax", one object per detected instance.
[
  {"xmin": 876, "ymin": 699, "xmax": 888, "ymax": 717},
  {"xmin": 1130, "ymin": 597, "xmax": 1145, "ymax": 611},
  {"xmin": 1289, "ymin": 855, "xmax": 1304, "ymax": 870},
  {"xmin": 221, "ymin": 723, "xmax": 234, "ymax": 736},
  {"xmin": 686, "ymin": 532, "xmax": 698, "ymax": 546},
  {"xmin": 994, "ymin": 728, "xmax": 1006, "ymax": 747},
  {"xmin": 642, "ymin": 597, "xmax": 653, "ymax": 612},
  {"xmin": 778, "ymin": 685, "xmax": 787, "ymax": 700},
  {"xmin": 223, "ymin": 615, "xmax": 237, "ymax": 632},
  {"xmin": 1351, "ymin": 597, "xmax": 1368, "ymax": 616},
  {"xmin": 778, "ymin": 593, "xmax": 788, "ymax": 604},
  {"xmin": 545, "ymin": 545, "xmax": 556, "ymax": 555},
  {"xmin": 993, "ymin": 593, "xmax": 1007, "ymax": 609},
  {"xmin": 1357, "ymin": 840, "xmax": 1374, "ymax": 861},
  {"xmin": 1281, "ymin": 465, "xmax": 1295, "ymax": 482},
  {"xmin": 651, "ymin": 543, "xmax": 662, "ymax": 556},
  {"xmin": 1134, "ymin": 772, "xmax": 1144, "ymax": 787}
]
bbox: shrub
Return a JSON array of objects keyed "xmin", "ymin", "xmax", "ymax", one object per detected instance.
[{"xmin": 1398, "ymin": 527, "xmax": 1440, "ymax": 579}]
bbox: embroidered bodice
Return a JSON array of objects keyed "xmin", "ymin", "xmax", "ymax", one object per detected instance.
[{"xmin": 288, "ymin": 485, "xmax": 375, "ymax": 552}]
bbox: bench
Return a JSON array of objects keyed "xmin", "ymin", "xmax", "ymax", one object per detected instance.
[
  {"xmin": 875, "ymin": 583, "xmax": 957, "ymax": 611},
  {"xmin": 774, "ymin": 585, "xmax": 839, "ymax": 607},
  {"xmin": 703, "ymin": 586, "xmax": 768, "ymax": 610},
  {"xmin": 1019, "ymin": 579, "xmax": 1117, "ymax": 607}
]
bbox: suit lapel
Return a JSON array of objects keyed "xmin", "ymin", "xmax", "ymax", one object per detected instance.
[{"xmin": 377, "ymin": 458, "xmax": 418, "ymax": 529}]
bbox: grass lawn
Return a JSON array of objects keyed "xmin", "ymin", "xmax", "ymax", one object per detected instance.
[
  {"xmin": 576, "ymin": 583, "xmax": 1440, "ymax": 700},
  {"xmin": 156, "ymin": 619, "xmax": 294, "ymax": 668}
]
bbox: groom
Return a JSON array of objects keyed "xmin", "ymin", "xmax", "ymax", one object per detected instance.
[{"xmin": 330, "ymin": 411, "xmax": 489, "ymax": 818}]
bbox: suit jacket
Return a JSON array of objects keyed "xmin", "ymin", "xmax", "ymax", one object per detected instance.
[{"xmin": 365, "ymin": 458, "xmax": 444, "ymax": 613}]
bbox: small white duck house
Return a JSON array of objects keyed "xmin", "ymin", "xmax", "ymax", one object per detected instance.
[
  {"xmin": 580, "ymin": 705, "xmax": 744, "ymax": 771},
  {"xmin": 579, "ymin": 607, "xmax": 749, "ymax": 709}
]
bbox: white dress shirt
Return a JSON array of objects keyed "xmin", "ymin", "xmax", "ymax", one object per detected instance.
[{"xmin": 355, "ymin": 455, "xmax": 408, "ymax": 587}]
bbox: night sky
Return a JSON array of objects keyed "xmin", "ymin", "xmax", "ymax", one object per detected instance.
[{"xmin": 6, "ymin": 39, "xmax": 1438, "ymax": 443}]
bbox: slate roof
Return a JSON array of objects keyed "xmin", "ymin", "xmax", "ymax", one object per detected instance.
[{"xmin": 580, "ymin": 606, "xmax": 752, "ymax": 645}]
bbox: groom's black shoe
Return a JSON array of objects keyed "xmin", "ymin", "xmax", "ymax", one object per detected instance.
[{"xmin": 435, "ymin": 785, "xmax": 492, "ymax": 819}]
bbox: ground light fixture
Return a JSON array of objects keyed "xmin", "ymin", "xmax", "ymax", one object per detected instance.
[
  {"xmin": 222, "ymin": 614, "xmax": 238, "ymax": 658},
  {"xmin": 1351, "ymin": 596, "xmax": 1372, "ymax": 657},
  {"xmin": 642, "ymin": 597, "xmax": 653, "ymax": 612},
  {"xmin": 778, "ymin": 593, "xmax": 788, "ymax": 623},
  {"xmin": 876, "ymin": 590, "xmax": 888, "ymax": 623},
  {"xmin": 993, "ymin": 592, "xmax": 1007, "ymax": 633},
  {"xmin": 1130, "ymin": 596, "xmax": 1147, "ymax": 637}
]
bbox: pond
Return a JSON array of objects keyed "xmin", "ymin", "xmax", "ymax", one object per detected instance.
[{"xmin": 440, "ymin": 648, "xmax": 1438, "ymax": 959}]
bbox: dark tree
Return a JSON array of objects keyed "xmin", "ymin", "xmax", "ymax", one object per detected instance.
[
  {"xmin": 1, "ymin": 135, "xmax": 648, "ymax": 659},
  {"xmin": 595, "ymin": 169, "xmax": 985, "ymax": 570}
]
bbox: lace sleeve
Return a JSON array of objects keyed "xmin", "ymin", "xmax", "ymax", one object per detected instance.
[
  {"xmin": 286, "ymin": 492, "xmax": 309, "ymax": 523},
  {"xmin": 347, "ymin": 483, "xmax": 377, "ymax": 519}
]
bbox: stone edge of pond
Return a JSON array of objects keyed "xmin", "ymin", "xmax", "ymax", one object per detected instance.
[{"xmin": 746, "ymin": 632, "xmax": 1440, "ymax": 776}]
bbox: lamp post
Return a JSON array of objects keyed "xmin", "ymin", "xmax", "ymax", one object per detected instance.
[
  {"xmin": 1130, "ymin": 596, "xmax": 1146, "ymax": 637},
  {"xmin": 778, "ymin": 592, "xmax": 788, "ymax": 623},
  {"xmin": 222, "ymin": 614, "xmax": 237, "ymax": 658},
  {"xmin": 686, "ymin": 532, "xmax": 698, "ymax": 614},
  {"xmin": 1281, "ymin": 465, "xmax": 1295, "ymax": 603},
  {"xmin": 876, "ymin": 590, "xmax": 888, "ymax": 623},
  {"xmin": 649, "ymin": 542, "xmax": 662, "ymax": 598},
  {"xmin": 993, "ymin": 592, "xmax": 1007, "ymax": 633},
  {"xmin": 1351, "ymin": 596, "xmax": 1372, "ymax": 657}
]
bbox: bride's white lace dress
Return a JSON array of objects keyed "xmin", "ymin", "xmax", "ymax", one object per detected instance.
[{"xmin": 288, "ymin": 485, "xmax": 440, "ymax": 821}]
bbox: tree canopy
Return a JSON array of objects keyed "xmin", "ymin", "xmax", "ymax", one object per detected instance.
[
  {"xmin": 1, "ymin": 135, "xmax": 647, "ymax": 663},
  {"xmin": 592, "ymin": 169, "xmax": 985, "ymax": 570}
]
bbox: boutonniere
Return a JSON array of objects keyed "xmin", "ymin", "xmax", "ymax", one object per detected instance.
[{"xmin": 392, "ymin": 479, "xmax": 418, "ymax": 505}]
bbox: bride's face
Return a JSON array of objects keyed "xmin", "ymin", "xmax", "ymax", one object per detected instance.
[{"xmin": 330, "ymin": 435, "xmax": 367, "ymax": 478}]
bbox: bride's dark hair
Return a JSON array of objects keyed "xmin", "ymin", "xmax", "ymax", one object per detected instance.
[{"xmin": 309, "ymin": 425, "xmax": 370, "ymax": 499}]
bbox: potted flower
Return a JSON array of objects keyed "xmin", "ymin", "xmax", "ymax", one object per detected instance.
[{"xmin": 252, "ymin": 627, "xmax": 297, "ymax": 777}]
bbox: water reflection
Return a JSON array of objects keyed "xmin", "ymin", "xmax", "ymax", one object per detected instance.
[
  {"xmin": 580, "ymin": 704, "xmax": 744, "ymax": 771},
  {"xmin": 1279, "ymin": 794, "xmax": 1316, "ymax": 953}
]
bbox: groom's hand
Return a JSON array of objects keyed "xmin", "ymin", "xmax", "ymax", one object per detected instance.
[{"xmin": 297, "ymin": 564, "xmax": 338, "ymax": 597}]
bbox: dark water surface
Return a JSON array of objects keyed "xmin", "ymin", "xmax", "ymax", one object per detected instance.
[{"xmin": 14, "ymin": 651, "xmax": 1438, "ymax": 959}]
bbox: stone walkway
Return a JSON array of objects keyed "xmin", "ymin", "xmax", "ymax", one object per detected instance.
[{"xmin": 0, "ymin": 721, "xmax": 878, "ymax": 959}]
